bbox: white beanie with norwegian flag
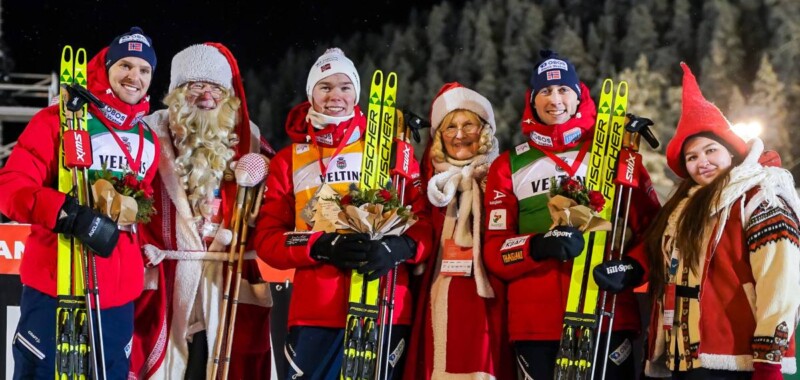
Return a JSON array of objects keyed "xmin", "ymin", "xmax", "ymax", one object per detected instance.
[
  {"xmin": 430, "ymin": 82, "xmax": 496, "ymax": 137},
  {"xmin": 306, "ymin": 47, "xmax": 361, "ymax": 104}
]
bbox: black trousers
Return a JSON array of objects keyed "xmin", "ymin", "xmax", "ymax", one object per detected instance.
[{"xmin": 515, "ymin": 330, "xmax": 637, "ymax": 380}]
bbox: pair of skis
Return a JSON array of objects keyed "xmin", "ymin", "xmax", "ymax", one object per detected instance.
[
  {"xmin": 554, "ymin": 80, "xmax": 659, "ymax": 380},
  {"xmin": 55, "ymin": 45, "xmax": 106, "ymax": 380},
  {"xmin": 342, "ymin": 70, "xmax": 399, "ymax": 380}
]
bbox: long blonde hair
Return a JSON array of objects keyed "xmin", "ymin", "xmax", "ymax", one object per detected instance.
[
  {"xmin": 430, "ymin": 110, "xmax": 493, "ymax": 163},
  {"xmin": 165, "ymin": 85, "xmax": 240, "ymax": 221}
]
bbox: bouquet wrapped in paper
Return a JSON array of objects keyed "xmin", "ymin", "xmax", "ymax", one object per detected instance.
[
  {"xmin": 547, "ymin": 177, "xmax": 611, "ymax": 232},
  {"xmin": 92, "ymin": 167, "xmax": 155, "ymax": 225},
  {"xmin": 312, "ymin": 183, "xmax": 418, "ymax": 240}
]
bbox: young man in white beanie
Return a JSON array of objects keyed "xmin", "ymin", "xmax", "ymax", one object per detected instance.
[
  {"xmin": 252, "ymin": 47, "xmax": 432, "ymax": 379},
  {"xmin": 481, "ymin": 50, "xmax": 661, "ymax": 379},
  {"xmin": 129, "ymin": 42, "xmax": 275, "ymax": 380}
]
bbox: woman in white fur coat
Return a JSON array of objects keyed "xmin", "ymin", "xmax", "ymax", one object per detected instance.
[
  {"xmin": 594, "ymin": 63, "xmax": 800, "ymax": 380},
  {"xmin": 403, "ymin": 83, "xmax": 514, "ymax": 380}
]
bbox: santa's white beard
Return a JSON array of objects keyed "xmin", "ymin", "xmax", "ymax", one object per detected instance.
[{"xmin": 166, "ymin": 92, "xmax": 239, "ymax": 220}]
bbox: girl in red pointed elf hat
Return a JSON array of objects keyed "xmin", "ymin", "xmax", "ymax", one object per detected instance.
[{"xmin": 600, "ymin": 62, "xmax": 800, "ymax": 380}]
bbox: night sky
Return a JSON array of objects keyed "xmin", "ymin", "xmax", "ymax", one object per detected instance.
[{"xmin": 2, "ymin": 0, "xmax": 438, "ymax": 105}]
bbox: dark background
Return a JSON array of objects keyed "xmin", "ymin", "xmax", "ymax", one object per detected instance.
[{"xmin": 2, "ymin": 0, "xmax": 439, "ymax": 105}]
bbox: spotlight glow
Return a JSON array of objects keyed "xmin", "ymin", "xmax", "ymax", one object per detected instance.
[{"xmin": 731, "ymin": 121, "xmax": 763, "ymax": 141}]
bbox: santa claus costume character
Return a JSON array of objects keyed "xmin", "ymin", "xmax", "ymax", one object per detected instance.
[
  {"xmin": 0, "ymin": 27, "xmax": 159, "ymax": 379},
  {"xmin": 482, "ymin": 50, "xmax": 661, "ymax": 379},
  {"xmin": 402, "ymin": 82, "xmax": 515, "ymax": 380},
  {"xmin": 129, "ymin": 43, "xmax": 275, "ymax": 380},
  {"xmin": 252, "ymin": 47, "xmax": 432, "ymax": 380},
  {"xmin": 595, "ymin": 63, "xmax": 800, "ymax": 380}
]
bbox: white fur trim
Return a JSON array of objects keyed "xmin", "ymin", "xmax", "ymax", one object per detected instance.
[
  {"xmin": 430, "ymin": 86, "xmax": 495, "ymax": 137},
  {"xmin": 431, "ymin": 370, "xmax": 496, "ymax": 380},
  {"xmin": 699, "ymin": 353, "xmax": 753, "ymax": 371},
  {"xmin": 306, "ymin": 47, "xmax": 360, "ymax": 103},
  {"xmin": 169, "ymin": 44, "xmax": 233, "ymax": 92}
]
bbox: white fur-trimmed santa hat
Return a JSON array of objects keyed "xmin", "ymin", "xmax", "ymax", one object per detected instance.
[
  {"xmin": 430, "ymin": 82, "xmax": 496, "ymax": 137},
  {"xmin": 169, "ymin": 44, "xmax": 233, "ymax": 92},
  {"xmin": 306, "ymin": 47, "xmax": 361, "ymax": 104}
]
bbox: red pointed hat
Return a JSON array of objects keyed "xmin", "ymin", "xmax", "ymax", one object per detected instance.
[{"xmin": 666, "ymin": 62, "xmax": 748, "ymax": 178}]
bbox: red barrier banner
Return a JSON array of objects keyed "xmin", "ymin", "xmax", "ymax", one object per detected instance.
[{"xmin": 0, "ymin": 224, "xmax": 29, "ymax": 275}]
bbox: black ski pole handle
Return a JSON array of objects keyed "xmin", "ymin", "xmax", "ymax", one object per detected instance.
[{"xmin": 625, "ymin": 113, "xmax": 659, "ymax": 149}]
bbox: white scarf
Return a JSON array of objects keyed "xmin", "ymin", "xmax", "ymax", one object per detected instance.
[
  {"xmin": 305, "ymin": 107, "xmax": 354, "ymax": 129},
  {"xmin": 427, "ymin": 155, "xmax": 495, "ymax": 298}
]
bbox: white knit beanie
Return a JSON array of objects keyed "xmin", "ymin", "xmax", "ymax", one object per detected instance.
[
  {"xmin": 169, "ymin": 44, "xmax": 232, "ymax": 92},
  {"xmin": 430, "ymin": 82, "xmax": 496, "ymax": 137},
  {"xmin": 306, "ymin": 47, "xmax": 361, "ymax": 104}
]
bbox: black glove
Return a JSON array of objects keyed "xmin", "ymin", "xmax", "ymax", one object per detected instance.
[
  {"xmin": 53, "ymin": 195, "xmax": 120, "ymax": 258},
  {"xmin": 593, "ymin": 257, "xmax": 645, "ymax": 294},
  {"xmin": 310, "ymin": 233, "xmax": 372, "ymax": 269},
  {"xmin": 529, "ymin": 226, "xmax": 585, "ymax": 262},
  {"xmin": 358, "ymin": 235, "xmax": 416, "ymax": 281}
]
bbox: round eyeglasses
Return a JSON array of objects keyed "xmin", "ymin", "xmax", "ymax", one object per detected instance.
[
  {"xmin": 187, "ymin": 82, "xmax": 224, "ymax": 99},
  {"xmin": 442, "ymin": 123, "xmax": 483, "ymax": 138}
]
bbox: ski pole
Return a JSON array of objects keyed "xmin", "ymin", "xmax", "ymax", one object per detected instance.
[{"xmin": 592, "ymin": 114, "xmax": 658, "ymax": 380}]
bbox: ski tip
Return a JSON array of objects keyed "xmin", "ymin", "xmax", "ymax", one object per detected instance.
[
  {"xmin": 602, "ymin": 78, "xmax": 614, "ymax": 94},
  {"xmin": 371, "ymin": 70, "xmax": 384, "ymax": 85},
  {"xmin": 75, "ymin": 48, "xmax": 87, "ymax": 66},
  {"xmin": 386, "ymin": 72, "xmax": 398, "ymax": 88},
  {"xmin": 61, "ymin": 45, "xmax": 73, "ymax": 62},
  {"xmin": 616, "ymin": 81, "xmax": 628, "ymax": 97}
]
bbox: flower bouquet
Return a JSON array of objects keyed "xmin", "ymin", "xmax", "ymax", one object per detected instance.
[
  {"xmin": 92, "ymin": 167, "xmax": 155, "ymax": 225},
  {"xmin": 315, "ymin": 183, "xmax": 417, "ymax": 239},
  {"xmin": 547, "ymin": 176, "xmax": 611, "ymax": 232}
]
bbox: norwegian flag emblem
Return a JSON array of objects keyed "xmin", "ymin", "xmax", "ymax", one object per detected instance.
[
  {"xmin": 128, "ymin": 42, "xmax": 143, "ymax": 52},
  {"xmin": 546, "ymin": 70, "xmax": 561, "ymax": 80},
  {"xmin": 321, "ymin": 63, "xmax": 331, "ymax": 72}
]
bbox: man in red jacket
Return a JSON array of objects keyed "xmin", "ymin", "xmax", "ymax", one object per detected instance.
[
  {"xmin": 482, "ymin": 50, "xmax": 660, "ymax": 379},
  {"xmin": 252, "ymin": 47, "xmax": 432, "ymax": 379},
  {"xmin": 0, "ymin": 27, "xmax": 159, "ymax": 379}
]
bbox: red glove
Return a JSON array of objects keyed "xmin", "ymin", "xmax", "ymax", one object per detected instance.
[{"xmin": 752, "ymin": 362, "xmax": 782, "ymax": 380}]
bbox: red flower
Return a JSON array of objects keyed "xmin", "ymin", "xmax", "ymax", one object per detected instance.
[
  {"xmin": 142, "ymin": 184, "xmax": 154, "ymax": 199},
  {"xmin": 588, "ymin": 191, "xmax": 605, "ymax": 212},
  {"xmin": 563, "ymin": 178, "xmax": 581, "ymax": 192},
  {"xmin": 341, "ymin": 194, "xmax": 353, "ymax": 205},
  {"xmin": 378, "ymin": 189, "xmax": 392, "ymax": 202},
  {"xmin": 122, "ymin": 173, "xmax": 140, "ymax": 189}
]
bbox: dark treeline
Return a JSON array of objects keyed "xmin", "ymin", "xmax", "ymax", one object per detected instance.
[{"xmin": 245, "ymin": 0, "xmax": 799, "ymax": 170}]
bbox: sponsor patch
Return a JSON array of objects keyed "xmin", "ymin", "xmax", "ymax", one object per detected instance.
[
  {"xmin": 284, "ymin": 232, "xmax": 312, "ymax": 247},
  {"xmin": 537, "ymin": 59, "xmax": 569, "ymax": 74},
  {"xmin": 501, "ymin": 250, "xmax": 525, "ymax": 265},
  {"xmin": 388, "ymin": 338, "xmax": 405, "ymax": 367},
  {"xmin": 488, "ymin": 209, "xmax": 507, "ymax": 230},
  {"xmin": 493, "ymin": 190, "xmax": 507, "ymax": 201},
  {"xmin": 546, "ymin": 70, "xmax": 561, "ymax": 80},
  {"xmin": 529, "ymin": 131, "xmax": 553, "ymax": 147},
  {"xmin": 295, "ymin": 144, "xmax": 310, "ymax": 154},
  {"xmin": 515, "ymin": 142, "xmax": 531, "ymax": 155},
  {"xmin": 315, "ymin": 133, "xmax": 333, "ymax": 146},
  {"xmin": 128, "ymin": 42, "xmax": 143, "ymax": 52},
  {"xmin": 501, "ymin": 236, "xmax": 529, "ymax": 250},
  {"xmin": 609, "ymin": 338, "xmax": 632, "ymax": 365},
  {"xmin": 563, "ymin": 127, "xmax": 582, "ymax": 144},
  {"xmin": 119, "ymin": 34, "xmax": 150, "ymax": 46}
]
